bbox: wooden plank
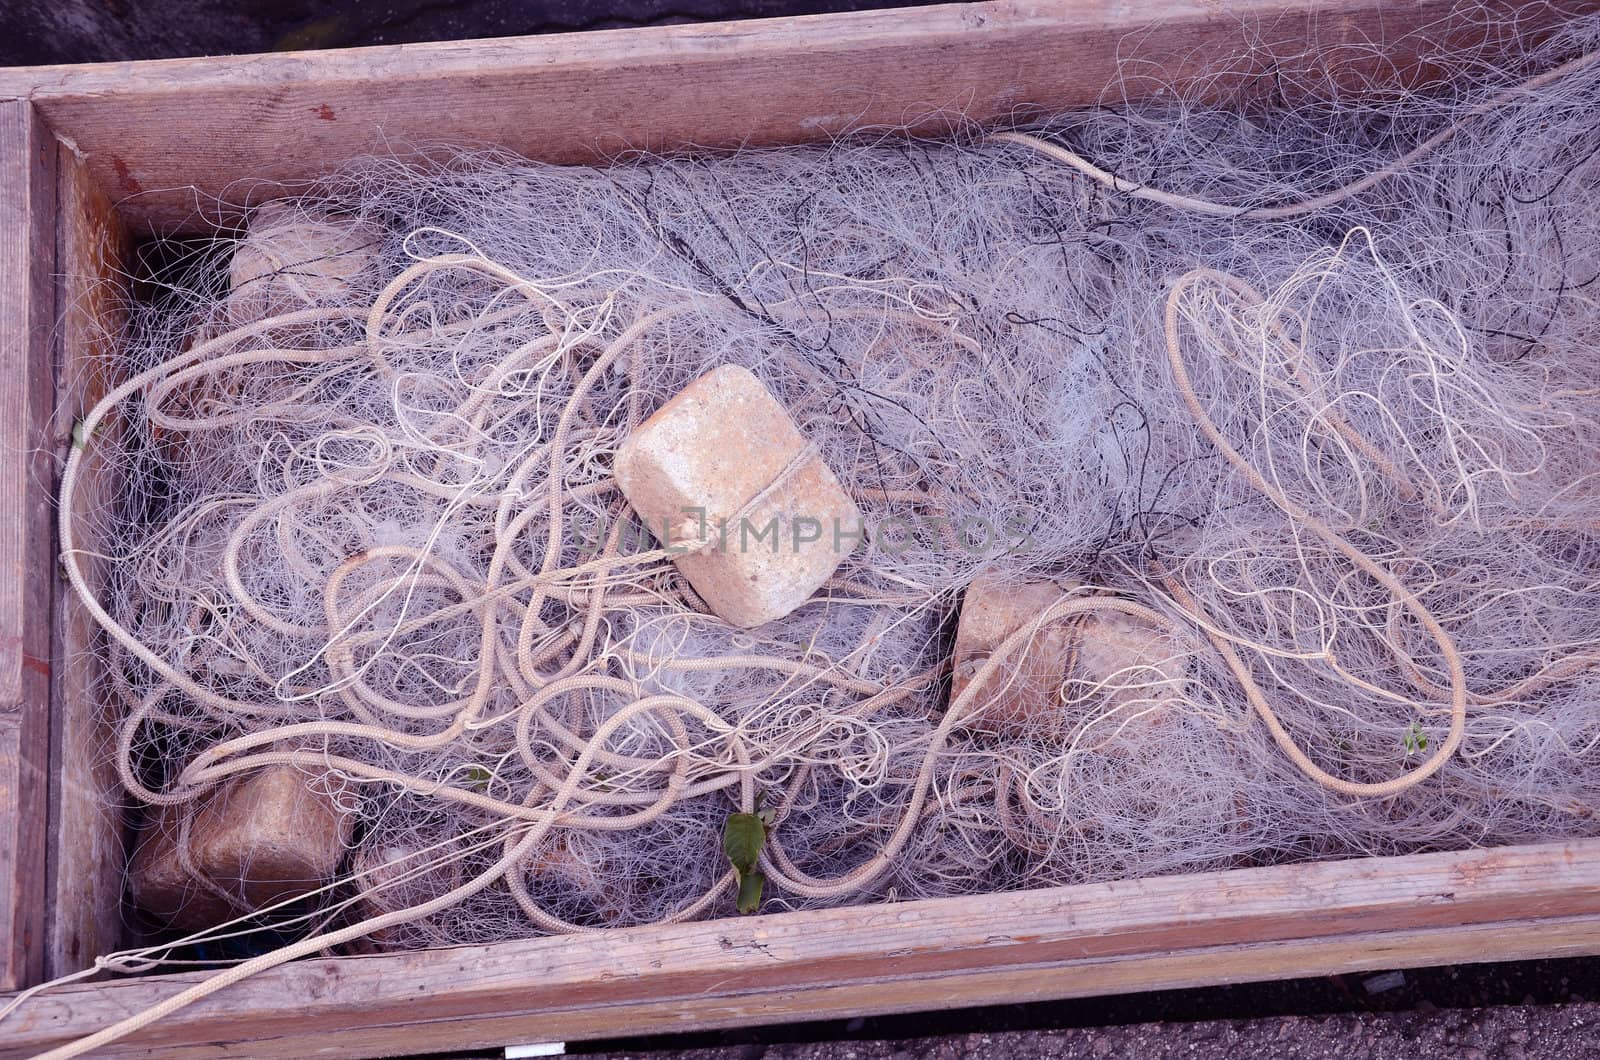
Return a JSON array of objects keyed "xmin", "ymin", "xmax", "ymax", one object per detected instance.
[
  {"xmin": 0, "ymin": 0, "xmax": 1581, "ymax": 235},
  {"xmin": 3, "ymin": 839, "xmax": 1599, "ymax": 1057},
  {"xmin": 0, "ymin": 99, "xmax": 57, "ymax": 993},
  {"xmin": 7, "ymin": 916, "xmax": 1595, "ymax": 1060},
  {"xmin": 45, "ymin": 140, "xmax": 132, "ymax": 981},
  {"xmin": 0, "ymin": 717, "xmax": 44, "ymax": 996}
]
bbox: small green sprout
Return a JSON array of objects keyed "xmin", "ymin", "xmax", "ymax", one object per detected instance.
[
  {"xmin": 464, "ymin": 764, "xmax": 493, "ymax": 792},
  {"xmin": 71, "ymin": 420, "xmax": 91, "ymax": 452},
  {"xmin": 722, "ymin": 801, "xmax": 777, "ymax": 915},
  {"xmin": 1402, "ymin": 722, "xmax": 1428, "ymax": 757}
]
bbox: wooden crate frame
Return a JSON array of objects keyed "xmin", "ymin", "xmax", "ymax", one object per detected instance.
[{"xmin": 4, "ymin": 0, "xmax": 1600, "ymax": 1055}]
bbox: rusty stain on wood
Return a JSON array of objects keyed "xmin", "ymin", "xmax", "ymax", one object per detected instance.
[{"xmin": 108, "ymin": 156, "xmax": 142, "ymax": 195}]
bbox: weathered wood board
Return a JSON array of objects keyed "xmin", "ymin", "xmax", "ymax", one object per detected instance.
[
  {"xmin": 3, "ymin": 840, "xmax": 1599, "ymax": 1058},
  {"xmin": 46, "ymin": 141, "xmax": 132, "ymax": 981},
  {"xmin": 0, "ymin": 0, "xmax": 1574, "ymax": 235},
  {"xmin": 0, "ymin": 98, "xmax": 57, "ymax": 993}
]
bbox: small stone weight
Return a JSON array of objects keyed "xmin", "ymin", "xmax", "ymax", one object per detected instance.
[
  {"xmin": 950, "ymin": 570, "xmax": 1080, "ymax": 735},
  {"xmin": 351, "ymin": 840, "xmax": 463, "ymax": 947},
  {"xmin": 615, "ymin": 364, "xmax": 863, "ymax": 628},
  {"xmin": 227, "ymin": 200, "xmax": 377, "ymax": 323},
  {"xmin": 129, "ymin": 765, "xmax": 354, "ymax": 930},
  {"xmin": 529, "ymin": 834, "xmax": 628, "ymax": 925},
  {"xmin": 1068, "ymin": 609, "xmax": 1191, "ymax": 718},
  {"xmin": 950, "ymin": 571, "xmax": 1190, "ymax": 736}
]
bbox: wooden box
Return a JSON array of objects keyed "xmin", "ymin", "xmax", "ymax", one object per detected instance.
[{"xmin": 4, "ymin": 1, "xmax": 1600, "ymax": 1055}]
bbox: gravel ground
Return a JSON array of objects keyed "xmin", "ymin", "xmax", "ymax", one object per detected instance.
[
  {"xmin": 552, "ymin": 958, "xmax": 1599, "ymax": 1060},
  {"xmin": 589, "ymin": 1003, "xmax": 1598, "ymax": 1060}
]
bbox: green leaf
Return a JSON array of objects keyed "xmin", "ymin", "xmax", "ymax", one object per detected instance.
[
  {"xmin": 464, "ymin": 764, "xmax": 492, "ymax": 791},
  {"xmin": 71, "ymin": 420, "xmax": 89, "ymax": 452},
  {"xmin": 736, "ymin": 869, "xmax": 765, "ymax": 914},
  {"xmin": 722, "ymin": 812, "xmax": 766, "ymax": 874},
  {"xmin": 723, "ymin": 809, "xmax": 770, "ymax": 914},
  {"xmin": 1402, "ymin": 722, "xmax": 1428, "ymax": 756}
]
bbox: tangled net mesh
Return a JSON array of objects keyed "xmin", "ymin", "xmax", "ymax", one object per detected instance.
[{"xmin": 36, "ymin": 12, "xmax": 1600, "ymax": 1024}]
